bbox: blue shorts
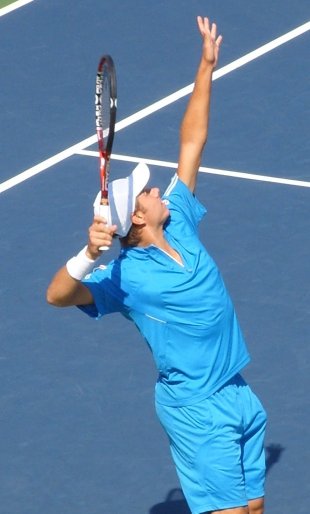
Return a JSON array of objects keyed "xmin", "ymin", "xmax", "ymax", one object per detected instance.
[{"xmin": 155, "ymin": 375, "xmax": 267, "ymax": 514}]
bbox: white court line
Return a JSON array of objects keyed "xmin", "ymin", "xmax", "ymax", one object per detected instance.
[
  {"xmin": 0, "ymin": 0, "xmax": 34, "ymax": 16},
  {"xmin": 106, "ymin": 20, "xmax": 310, "ymax": 134},
  {"xmin": 77, "ymin": 150, "xmax": 310, "ymax": 188},
  {"xmin": 0, "ymin": 135, "xmax": 96, "ymax": 194},
  {"xmin": 0, "ymin": 20, "xmax": 309, "ymax": 194}
]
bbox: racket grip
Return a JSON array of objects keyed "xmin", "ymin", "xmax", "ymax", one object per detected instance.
[{"xmin": 98, "ymin": 203, "xmax": 111, "ymax": 251}]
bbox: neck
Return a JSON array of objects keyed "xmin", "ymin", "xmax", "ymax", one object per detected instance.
[
  {"xmin": 137, "ymin": 228, "xmax": 183, "ymax": 265},
  {"xmin": 137, "ymin": 227, "xmax": 166, "ymax": 248}
]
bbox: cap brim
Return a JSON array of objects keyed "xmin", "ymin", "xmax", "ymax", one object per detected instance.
[
  {"xmin": 108, "ymin": 162, "xmax": 150, "ymax": 237},
  {"xmin": 130, "ymin": 162, "xmax": 150, "ymax": 196}
]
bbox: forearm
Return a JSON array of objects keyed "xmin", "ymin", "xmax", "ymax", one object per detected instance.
[
  {"xmin": 47, "ymin": 267, "xmax": 86, "ymax": 307},
  {"xmin": 180, "ymin": 59, "xmax": 213, "ymax": 148},
  {"xmin": 177, "ymin": 61, "xmax": 214, "ymax": 191}
]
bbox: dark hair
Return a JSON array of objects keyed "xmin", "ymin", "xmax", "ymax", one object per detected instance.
[{"xmin": 119, "ymin": 223, "xmax": 143, "ymax": 248}]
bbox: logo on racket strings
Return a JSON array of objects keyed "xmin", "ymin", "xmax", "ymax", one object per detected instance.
[
  {"xmin": 95, "ymin": 74, "xmax": 117, "ymax": 128},
  {"xmin": 95, "ymin": 73, "xmax": 102, "ymax": 128}
]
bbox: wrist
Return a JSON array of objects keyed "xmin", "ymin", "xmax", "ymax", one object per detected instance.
[
  {"xmin": 199, "ymin": 59, "xmax": 214, "ymax": 72},
  {"xmin": 66, "ymin": 246, "xmax": 98, "ymax": 281},
  {"xmin": 85, "ymin": 246, "xmax": 101, "ymax": 260}
]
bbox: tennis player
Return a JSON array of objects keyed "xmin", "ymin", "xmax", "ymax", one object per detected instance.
[{"xmin": 47, "ymin": 16, "xmax": 266, "ymax": 514}]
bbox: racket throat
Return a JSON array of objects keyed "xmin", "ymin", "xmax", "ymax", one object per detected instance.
[{"xmin": 100, "ymin": 196, "xmax": 109, "ymax": 205}]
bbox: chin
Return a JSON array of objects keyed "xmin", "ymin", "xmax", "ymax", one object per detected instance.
[{"xmin": 163, "ymin": 208, "xmax": 170, "ymax": 223}]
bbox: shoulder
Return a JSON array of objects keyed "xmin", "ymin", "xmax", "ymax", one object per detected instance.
[{"xmin": 163, "ymin": 174, "xmax": 207, "ymax": 230}]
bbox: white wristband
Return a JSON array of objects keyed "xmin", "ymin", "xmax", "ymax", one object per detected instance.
[{"xmin": 66, "ymin": 246, "xmax": 97, "ymax": 280}]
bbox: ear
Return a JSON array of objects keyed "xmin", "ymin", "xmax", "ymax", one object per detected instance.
[{"xmin": 131, "ymin": 210, "xmax": 145, "ymax": 226}]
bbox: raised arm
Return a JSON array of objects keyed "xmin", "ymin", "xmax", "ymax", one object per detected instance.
[{"xmin": 177, "ymin": 16, "xmax": 222, "ymax": 192}]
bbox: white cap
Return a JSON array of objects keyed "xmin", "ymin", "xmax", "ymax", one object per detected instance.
[{"xmin": 93, "ymin": 162, "xmax": 150, "ymax": 237}]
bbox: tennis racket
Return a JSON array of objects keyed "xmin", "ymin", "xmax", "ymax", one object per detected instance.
[{"xmin": 95, "ymin": 54, "xmax": 117, "ymax": 249}]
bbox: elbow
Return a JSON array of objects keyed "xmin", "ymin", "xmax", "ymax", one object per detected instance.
[
  {"xmin": 180, "ymin": 135, "xmax": 208, "ymax": 156},
  {"xmin": 46, "ymin": 286, "xmax": 66, "ymax": 307}
]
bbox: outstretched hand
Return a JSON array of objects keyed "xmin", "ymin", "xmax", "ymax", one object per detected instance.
[{"xmin": 197, "ymin": 16, "xmax": 222, "ymax": 69}]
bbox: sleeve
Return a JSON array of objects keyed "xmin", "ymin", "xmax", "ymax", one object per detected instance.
[
  {"xmin": 77, "ymin": 263, "xmax": 128, "ymax": 319},
  {"xmin": 162, "ymin": 174, "xmax": 207, "ymax": 235}
]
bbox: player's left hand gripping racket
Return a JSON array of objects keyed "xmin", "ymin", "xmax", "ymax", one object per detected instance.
[{"xmin": 95, "ymin": 54, "xmax": 117, "ymax": 250}]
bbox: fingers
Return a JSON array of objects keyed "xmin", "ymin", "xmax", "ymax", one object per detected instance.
[
  {"xmin": 197, "ymin": 15, "xmax": 222, "ymax": 43},
  {"xmin": 216, "ymin": 35, "xmax": 223, "ymax": 47},
  {"xmin": 210, "ymin": 21, "xmax": 217, "ymax": 40},
  {"xmin": 197, "ymin": 15, "xmax": 205, "ymax": 36},
  {"xmin": 88, "ymin": 216, "xmax": 118, "ymax": 252},
  {"xmin": 197, "ymin": 16, "xmax": 213, "ymax": 37},
  {"xmin": 197, "ymin": 15, "xmax": 222, "ymax": 67}
]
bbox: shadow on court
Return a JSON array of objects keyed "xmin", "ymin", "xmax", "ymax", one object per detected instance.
[
  {"xmin": 265, "ymin": 443, "xmax": 285, "ymax": 474},
  {"xmin": 150, "ymin": 489, "xmax": 190, "ymax": 514},
  {"xmin": 149, "ymin": 444, "xmax": 285, "ymax": 514}
]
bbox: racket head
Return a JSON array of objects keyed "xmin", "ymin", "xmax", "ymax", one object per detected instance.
[{"xmin": 95, "ymin": 55, "xmax": 117, "ymax": 202}]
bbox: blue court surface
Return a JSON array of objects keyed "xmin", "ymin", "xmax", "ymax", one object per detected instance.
[{"xmin": 0, "ymin": 1, "xmax": 309, "ymax": 513}]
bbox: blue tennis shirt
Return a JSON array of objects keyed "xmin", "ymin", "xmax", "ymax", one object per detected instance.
[{"xmin": 80, "ymin": 175, "xmax": 250, "ymax": 406}]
